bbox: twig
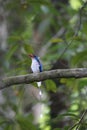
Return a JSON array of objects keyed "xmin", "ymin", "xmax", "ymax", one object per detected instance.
[
  {"xmin": 68, "ymin": 122, "xmax": 79, "ymax": 130},
  {"xmin": 68, "ymin": 109, "xmax": 87, "ymax": 130},
  {"xmin": 76, "ymin": 109, "xmax": 87, "ymax": 130}
]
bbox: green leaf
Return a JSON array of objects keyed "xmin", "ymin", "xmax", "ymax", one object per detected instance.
[
  {"xmin": 50, "ymin": 38, "xmax": 63, "ymax": 43},
  {"xmin": 82, "ymin": 22, "xmax": 87, "ymax": 35},
  {"xmin": 71, "ymin": 50, "xmax": 87, "ymax": 66},
  {"xmin": 53, "ymin": 128, "xmax": 61, "ymax": 130},
  {"xmin": 16, "ymin": 114, "xmax": 37, "ymax": 130},
  {"xmin": 69, "ymin": 0, "xmax": 82, "ymax": 10},
  {"xmin": 46, "ymin": 80, "xmax": 57, "ymax": 92},
  {"xmin": 5, "ymin": 44, "xmax": 19, "ymax": 60},
  {"xmin": 29, "ymin": 0, "xmax": 51, "ymax": 6},
  {"xmin": 78, "ymin": 78, "xmax": 87, "ymax": 89},
  {"xmin": 24, "ymin": 44, "xmax": 34, "ymax": 54},
  {"xmin": 8, "ymin": 36, "xmax": 22, "ymax": 43},
  {"xmin": 73, "ymin": 36, "xmax": 84, "ymax": 42},
  {"xmin": 4, "ymin": 124, "xmax": 13, "ymax": 130},
  {"xmin": 52, "ymin": 112, "xmax": 79, "ymax": 123}
]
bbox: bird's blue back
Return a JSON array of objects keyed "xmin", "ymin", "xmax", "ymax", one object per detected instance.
[{"xmin": 34, "ymin": 56, "xmax": 43, "ymax": 72}]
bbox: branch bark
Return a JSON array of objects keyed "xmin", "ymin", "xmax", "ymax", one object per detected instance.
[{"xmin": 0, "ymin": 68, "xmax": 87, "ymax": 90}]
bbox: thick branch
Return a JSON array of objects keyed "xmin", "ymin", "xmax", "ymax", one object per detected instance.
[{"xmin": 0, "ymin": 68, "xmax": 87, "ymax": 90}]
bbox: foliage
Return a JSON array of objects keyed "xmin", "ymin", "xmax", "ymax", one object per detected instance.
[{"xmin": 0, "ymin": 0, "xmax": 87, "ymax": 129}]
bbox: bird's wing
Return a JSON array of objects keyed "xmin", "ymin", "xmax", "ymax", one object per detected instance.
[{"xmin": 39, "ymin": 64, "xmax": 43, "ymax": 72}]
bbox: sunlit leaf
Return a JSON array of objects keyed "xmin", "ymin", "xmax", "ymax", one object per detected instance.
[
  {"xmin": 50, "ymin": 38, "xmax": 63, "ymax": 43},
  {"xmin": 69, "ymin": 0, "xmax": 82, "ymax": 10}
]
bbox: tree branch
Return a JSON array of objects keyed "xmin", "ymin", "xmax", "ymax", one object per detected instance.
[{"xmin": 0, "ymin": 68, "xmax": 87, "ymax": 90}]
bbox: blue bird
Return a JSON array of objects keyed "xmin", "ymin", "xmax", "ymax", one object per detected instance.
[{"xmin": 29, "ymin": 54, "xmax": 43, "ymax": 96}]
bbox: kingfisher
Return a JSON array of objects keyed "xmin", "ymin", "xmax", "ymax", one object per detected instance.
[{"xmin": 29, "ymin": 54, "xmax": 43, "ymax": 96}]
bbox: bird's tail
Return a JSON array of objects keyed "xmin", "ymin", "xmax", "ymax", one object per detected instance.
[
  {"xmin": 37, "ymin": 82, "xmax": 41, "ymax": 87},
  {"xmin": 37, "ymin": 82, "xmax": 42, "ymax": 98}
]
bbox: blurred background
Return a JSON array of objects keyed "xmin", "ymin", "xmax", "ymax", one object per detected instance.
[{"xmin": 0, "ymin": 0, "xmax": 87, "ymax": 129}]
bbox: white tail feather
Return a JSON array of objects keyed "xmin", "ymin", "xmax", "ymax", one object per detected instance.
[
  {"xmin": 39, "ymin": 90, "xmax": 42, "ymax": 96},
  {"xmin": 37, "ymin": 82, "xmax": 41, "ymax": 87},
  {"xmin": 37, "ymin": 82, "xmax": 42, "ymax": 98}
]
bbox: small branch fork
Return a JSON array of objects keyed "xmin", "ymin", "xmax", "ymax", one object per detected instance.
[{"xmin": 0, "ymin": 68, "xmax": 87, "ymax": 90}]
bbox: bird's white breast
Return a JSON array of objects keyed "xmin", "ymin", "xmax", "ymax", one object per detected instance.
[{"xmin": 31, "ymin": 59, "xmax": 40, "ymax": 73}]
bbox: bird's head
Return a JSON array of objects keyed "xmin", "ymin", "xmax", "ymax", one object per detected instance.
[{"xmin": 28, "ymin": 54, "xmax": 36, "ymax": 58}]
